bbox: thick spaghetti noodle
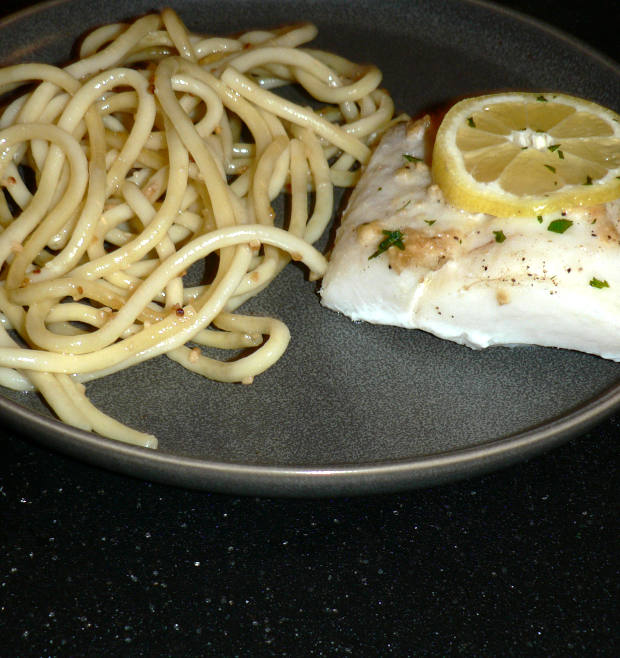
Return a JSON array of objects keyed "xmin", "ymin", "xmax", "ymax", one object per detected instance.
[{"xmin": 0, "ymin": 9, "xmax": 401, "ymax": 447}]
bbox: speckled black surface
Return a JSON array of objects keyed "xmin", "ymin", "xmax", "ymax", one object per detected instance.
[
  {"xmin": 0, "ymin": 0, "xmax": 618, "ymax": 654},
  {"xmin": 2, "ymin": 418, "xmax": 617, "ymax": 655}
]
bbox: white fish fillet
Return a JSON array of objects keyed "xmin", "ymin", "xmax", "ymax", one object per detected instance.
[{"xmin": 320, "ymin": 117, "xmax": 620, "ymax": 360}]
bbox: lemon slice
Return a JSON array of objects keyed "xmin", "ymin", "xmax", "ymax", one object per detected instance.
[{"xmin": 431, "ymin": 92, "xmax": 620, "ymax": 217}]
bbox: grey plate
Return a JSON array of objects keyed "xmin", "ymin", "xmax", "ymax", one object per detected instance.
[{"xmin": 1, "ymin": 0, "xmax": 619, "ymax": 496}]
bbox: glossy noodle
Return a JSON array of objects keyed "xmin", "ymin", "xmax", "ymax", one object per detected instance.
[{"xmin": 0, "ymin": 9, "xmax": 401, "ymax": 447}]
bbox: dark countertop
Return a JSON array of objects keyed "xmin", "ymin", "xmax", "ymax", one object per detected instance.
[{"xmin": 0, "ymin": 1, "xmax": 617, "ymax": 655}]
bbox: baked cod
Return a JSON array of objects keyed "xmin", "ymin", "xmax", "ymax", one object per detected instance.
[{"xmin": 320, "ymin": 117, "xmax": 620, "ymax": 360}]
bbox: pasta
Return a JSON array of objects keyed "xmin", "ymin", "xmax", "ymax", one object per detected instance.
[{"xmin": 0, "ymin": 9, "xmax": 402, "ymax": 447}]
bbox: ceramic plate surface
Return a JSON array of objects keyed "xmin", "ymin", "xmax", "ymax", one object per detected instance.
[{"xmin": 1, "ymin": 0, "xmax": 619, "ymax": 495}]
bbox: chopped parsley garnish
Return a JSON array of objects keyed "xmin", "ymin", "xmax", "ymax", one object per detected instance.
[
  {"xmin": 397, "ymin": 199, "xmax": 411, "ymax": 211},
  {"xmin": 589, "ymin": 277, "xmax": 609, "ymax": 289},
  {"xmin": 467, "ymin": 116, "xmax": 476, "ymax": 128},
  {"xmin": 547, "ymin": 218, "xmax": 573, "ymax": 234},
  {"xmin": 493, "ymin": 230, "xmax": 506, "ymax": 243},
  {"xmin": 369, "ymin": 230, "xmax": 406, "ymax": 259},
  {"xmin": 536, "ymin": 95, "xmax": 548, "ymax": 102},
  {"xmin": 537, "ymin": 215, "xmax": 543, "ymax": 223},
  {"xmin": 424, "ymin": 219, "xmax": 436, "ymax": 226},
  {"xmin": 544, "ymin": 164, "xmax": 556, "ymax": 173},
  {"xmin": 402, "ymin": 153, "xmax": 422, "ymax": 164},
  {"xmin": 584, "ymin": 175, "xmax": 593, "ymax": 185},
  {"xmin": 548, "ymin": 144, "xmax": 564, "ymax": 158}
]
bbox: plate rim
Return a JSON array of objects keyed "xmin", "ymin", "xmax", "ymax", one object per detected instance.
[{"xmin": 2, "ymin": 382, "xmax": 618, "ymax": 496}]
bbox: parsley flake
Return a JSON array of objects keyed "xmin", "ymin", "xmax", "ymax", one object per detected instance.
[
  {"xmin": 402, "ymin": 153, "xmax": 422, "ymax": 164},
  {"xmin": 467, "ymin": 116, "xmax": 476, "ymax": 128},
  {"xmin": 536, "ymin": 95, "xmax": 548, "ymax": 102},
  {"xmin": 424, "ymin": 219, "xmax": 436, "ymax": 226},
  {"xmin": 584, "ymin": 175, "xmax": 593, "ymax": 185},
  {"xmin": 547, "ymin": 218, "xmax": 573, "ymax": 234},
  {"xmin": 589, "ymin": 277, "xmax": 609, "ymax": 289},
  {"xmin": 548, "ymin": 144, "xmax": 561, "ymax": 152},
  {"xmin": 493, "ymin": 230, "xmax": 506, "ymax": 243},
  {"xmin": 369, "ymin": 230, "xmax": 406, "ymax": 259},
  {"xmin": 544, "ymin": 164, "xmax": 556, "ymax": 173},
  {"xmin": 537, "ymin": 215, "xmax": 543, "ymax": 223}
]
